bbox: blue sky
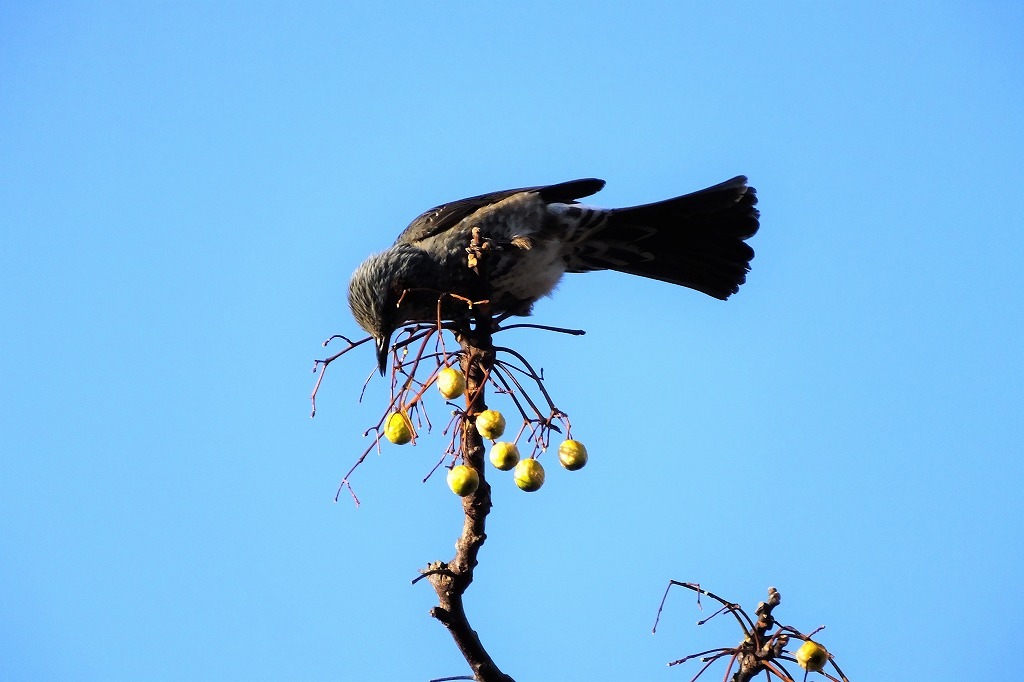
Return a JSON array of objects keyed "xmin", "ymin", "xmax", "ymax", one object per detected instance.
[{"xmin": 2, "ymin": 2, "xmax": 1021, "ymax": 680}]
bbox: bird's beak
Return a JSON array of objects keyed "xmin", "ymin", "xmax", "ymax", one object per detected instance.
[{"xmin": 375, "ymin": 335, "xmax": 391, "ymax": 376}]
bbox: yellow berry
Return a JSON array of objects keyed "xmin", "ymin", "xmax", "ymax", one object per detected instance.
[
  {"xmin": 795, "ymin": 640, "xmax": 828, "ymax": 672},
  {"xmin": 446, "ymin": 464, "xmax": 480, "ymax": 497},
  {"xmin": 475, "ymin": 410, "xmax": 506, "ymax": 440},
  {"xmin": 437, "ymin": 367, "xmax": 466, "ymax": 400},
  {"xmin": 558, "ymin": 440, "xmax": 588, "ymax": 471},
  {"xmin": 384, "ymin": 412, "xmax": 413, "ymax": 445},
  {"xmin": 489, "ymin": 442, "xmax": 520, "ymax": 471},
  {"xmin": 513, "ymin": 458, "xmax": 545, "ymax": 492}
]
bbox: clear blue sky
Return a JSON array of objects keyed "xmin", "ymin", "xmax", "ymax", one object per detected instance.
[{"xmin": 2, "ymin": 2, "xmax": 1021, "ymax": 680}]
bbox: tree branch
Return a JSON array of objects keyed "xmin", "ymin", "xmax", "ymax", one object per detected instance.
[
  {"xmin": 655, "ymin": 583, "xmax": 848, "ymax": 682},
  {"xmin": 733, "ymin": 587, "xmax": 781, "ymax": 682},
  {"xmin": 422, "ymin": 312, "xmax": 514, "ymax": 682}
]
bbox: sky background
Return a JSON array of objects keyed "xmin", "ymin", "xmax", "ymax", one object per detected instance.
[{"xmin": 2, "ymin": 2, "xmax": 1022, "ymax": 681}]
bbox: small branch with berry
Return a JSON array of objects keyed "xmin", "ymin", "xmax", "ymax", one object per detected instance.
[
  {"xmin": 653, "ymin": 582, "xmax": 849, "ymax": 682},
  {"xmin": 311, "ymin": 310, "xmax": 590, "ymax": 505},
  {"xmin": 313, "ymin": 253, "xmax": 592, "ymax": 682}
]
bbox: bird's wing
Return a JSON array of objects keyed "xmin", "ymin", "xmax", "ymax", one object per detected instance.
[{"xmin": 395, "ymin": 178, "xmax": 606, "ymax": 245}]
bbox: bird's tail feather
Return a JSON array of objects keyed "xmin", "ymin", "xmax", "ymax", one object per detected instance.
[{"xmin": 591, "ymin": 176, "xmax": 760, "ymax": 300}]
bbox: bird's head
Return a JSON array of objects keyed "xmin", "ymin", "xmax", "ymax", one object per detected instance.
[{"xmin": 348, "ymin": 244, "xmax": 440, "ymax": 375}]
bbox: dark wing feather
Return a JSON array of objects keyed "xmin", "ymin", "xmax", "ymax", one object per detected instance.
[{"xmin": 395, "ymin": 178, "xmax": 605, "ymax": 244}]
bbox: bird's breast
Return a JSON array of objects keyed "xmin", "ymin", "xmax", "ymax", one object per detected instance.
[{"xmin": 487, "ymin": 239, "xmax": 566, "ymax": 306}]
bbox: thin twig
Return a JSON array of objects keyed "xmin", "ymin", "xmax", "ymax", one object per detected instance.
[
  {"xmin": 495, "ymin": 322, "xmax": 586, "ymax": 336},
  {"xmin": 310, "ymin": 335, "xmax": 372, "ymax": 417},
  {"xmin": 493, "ymin": 346, "xmax": 559, "ymax": 414}
]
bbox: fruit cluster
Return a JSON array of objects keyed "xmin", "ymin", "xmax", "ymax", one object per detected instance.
[
  {"xmin": 472, "ymin": 407, "xmax": 588, "ymax": 495},
  {"xmin": 382, "ymin": 366, "xmax": 588, "ymax": 498}
]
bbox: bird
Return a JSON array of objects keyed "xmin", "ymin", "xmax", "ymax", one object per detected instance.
[{"xmin": 348, "ymin": 176, "xmax": 760, "ymax": 374}]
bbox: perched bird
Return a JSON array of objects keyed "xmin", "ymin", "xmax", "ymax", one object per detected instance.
[{"xmin": 348, "ymin": 176, "xmax": 760, "ymax": 373}]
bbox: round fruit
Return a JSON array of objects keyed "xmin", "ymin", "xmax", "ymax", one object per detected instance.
[
  {"xmin": 513, "ymin": 458, "xmax": 545, "ymax": 492},
  {"xmin": 558, "ymin": 440, "xmax": 588, "ymax": 471},
  {"xmin": 795, "ymin": 640, "xmax": 828, "ymax": 672},
  {"xmin": 447, "ymin": 464, "xmax": 480, "ymax": 497},
  {"xmin": 475, "ymin": 410, "xmax": 506, "ymax": 440},
  {"xmin": 437, "ymin": 367, "xmax": 466, "ymax": 400},
  {"xmin": 384, "ymin": 412, "xmax": 413, "ymax": 445},
  {"xmin": 489, "ymin": 442, "xmax": 520, "ymax": 471}
]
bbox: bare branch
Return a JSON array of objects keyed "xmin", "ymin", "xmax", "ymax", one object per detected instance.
[
  {"xmin": 419, "ymin": 311, "xmax": 513, "ymax": 682},
  {"xmin": 655, "ymin": 585, "xmax": 846, "ymax": 682},
  {"xmin": 310, "ymin": 334, "xmax": 372, "ymax": 417},
  {"xmin": 654, "ymin": 581, "xmax": 750, "ymax": 637}
]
